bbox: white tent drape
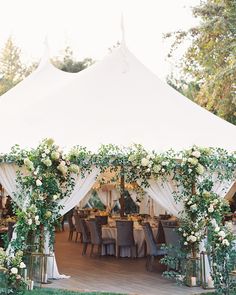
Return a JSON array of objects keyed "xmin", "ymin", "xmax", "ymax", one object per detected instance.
[
  {"xmin": 0, "ymin": 163, "xmax": 29, "ymax": 208},
  {"xmin": 139, "ymin": 177, "xmax": 183, "ymax": 217},
  {"xmin": 78, "ymin": 190, "xmax": 93, "ymax": 208},
  {"xmin": 129, "ymin": 191, "xmax": 166, "ymax": 216},
  {"xmin": 97, "ymin": 189, "xmax": 120, "ymax": 209},
  {"xmin": 0, "ymin": 164, "xmax": 100, "ymax": 279},
  {"xmin": 59, "ymin": 168, "xmax": 99, "ymax": 216}
]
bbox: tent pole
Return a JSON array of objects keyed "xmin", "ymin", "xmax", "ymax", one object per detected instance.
[{"xmin": 119, "ymin": 166, "xmax": 125, "ymax": 217}]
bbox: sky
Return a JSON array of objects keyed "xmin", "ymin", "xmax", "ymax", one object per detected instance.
[{"xmin": 0, "ymin": 0, "xmax": 200, "ymax": 79}]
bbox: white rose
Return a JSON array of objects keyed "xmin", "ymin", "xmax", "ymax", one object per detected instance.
[
  {"xmin": 36, "ymin": 220, "xmax": 40, "ymax": 226},
  {"xmin": 161, "ymin": 161, "xmax": 168, "ymax": 166},
  {"xmin": 184, "ymin": 242, "xmax": 188, "ymax": 246},
  {"xmin": 222, "ymin": 239, "xmax": 229, "ymax": 246},
  {"xmin": 146, "ymin": 168, "xmax": 151, "ymax": 172},
  {"xmin": 19, "ymin": 262, "xmax": 26, "ymax": 269},
  {"xmin": 51, "ymin": 151, "xmax": 60, "ymax": 160},
  {"xmin": 28, "ymin": 219, "xmax": 32, "ymax": 226},
  {"xmin": 190, "ymin": 204, "xmax": 197, "ymax": 211},
  {"xmin": 214, "ymin": 226, "xmax": 220, "ymax": 233},
  {"xmin": 190, "ymin": 235, "xmax": 197, "ymax": 242},
  {"xmin": 69, "ymin": 164, "xmax": 80, "ymax": 174},
  {"xmin": 42, "ymin": 153, "xmax": 46, "ymax": 158},
  {"xmin": 24, "ymin": 158, "xmax": 34, "ymax": 170},
  {"xmin": 178, "ymin": 228, "xmax": 182, "ymax": 232},
  {"xmin": 45, "ymin": 149, "xmax": 50, "ymax": 154},
  {"xmin": 211, "ymin": 218, "xmax": 217, "ymax": 226},
  {"xmin": 212, "ymin": 199, "xmax": 219, "ymax": 205},
  {"xmin": 153, "ymin": 165, "xmax": 161, "ymax": 173},
  {"xmin": 43, "ymin": 158, "xmax": 52, "ymax": 167},
  {"xmin": 208, "ymin": 206, "xmax": 214, "ymax": 213},
  {"xmin": 196, "ymin": 164, "xmax": 204, "ymax": 175},
  {"xmin": 57, "ymin": 163, "xmax": 68, "ymax": 175},
  {"xmin": 218, "ymin": 231, "xmax": 226, "ymax": 238},
  {"xmin": 188, "ymin": 157, "xmax": 198, "ymax": 165},
  {"xmin": 53, "ymin": 194, "xmax": 59, "ymax": 201},
  {"xmin": 183, "ymin": 233, "xmax": 187, "ymax": 237},
  {"xmin": 141, "ymin": 158, "xmax": 149, "ymax": 167},
  {"xmin": 161, "ymin": 168, "xmax": 165, "ymax": 172},
  {"xmin": 192, "ymin": 150, "xmax": 201, "ymax": 158},
  {"xmin": 35, "ymin": 215, "xmax": 39, "ymax": 221},
  {"xmin": 10, "ymin": 267, "xmax": 18, "ymax": 274},
  {"xmin": 187, "ymin": 200, "xmax": 192, "ymax": 205},
  {"xmin": 36, "ymin": 179, "xmax": 42, "ymax": 186}
]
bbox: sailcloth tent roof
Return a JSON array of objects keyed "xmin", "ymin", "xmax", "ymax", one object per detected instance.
[{"xmin": 0, "ymin": 43, "xmax": 235, "ymax": 153}]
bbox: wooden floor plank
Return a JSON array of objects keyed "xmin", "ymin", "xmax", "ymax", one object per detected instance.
[{"xmin": 50, "ymin": 228, "xmax": 209, "ymax": 295}]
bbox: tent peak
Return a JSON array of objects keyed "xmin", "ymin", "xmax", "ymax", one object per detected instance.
[
  {"xmin": 37, "ymin": 36, "xmax": 51, "ymax": 71},
  {"xmin": 120, "ymin": 13, "xmax": 126, "ymax": 48}
]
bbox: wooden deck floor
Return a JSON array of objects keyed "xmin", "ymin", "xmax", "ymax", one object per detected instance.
[{"xmin": 51, "ymin": 228, "xmax": 208, "ymax": 295}]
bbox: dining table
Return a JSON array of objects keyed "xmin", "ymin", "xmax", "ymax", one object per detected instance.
[{"xmin": 101, "ymin": 223, "xmax": 158, "ymax": 257}]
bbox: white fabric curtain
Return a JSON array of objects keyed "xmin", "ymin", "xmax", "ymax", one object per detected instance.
[
  {"xmin": 129, "ymin": 191, "xmax": 165, "ymax": 216},
  {"xmin": 78, "ymin": 190, "xmax": 93, "ymax": 208},
  {"xmin": 139, "ymin": 177, "xmax": 183, "ymax": 217},
  {"xmin": 59, "ymin": 168, "xmax": 99, "ymax": 216},
  {"xmin": 0, "ymin": 163, "xmax": 30, "ymax": 208},
  {"xmin": 0, "ymin": 163, "xmax": 100, "ymax": 279},
  {"xmin": 96, "ymin": 190, "xmax": 107, "ymax": 206},
  {"xmin": 97, "ymin": 189, "xmax": 120, "ymax": 209}
]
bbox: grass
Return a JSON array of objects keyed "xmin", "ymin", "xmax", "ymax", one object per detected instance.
[{"xmin": 23, "ymin": 288, "xmax": 126, "ymax": 295}]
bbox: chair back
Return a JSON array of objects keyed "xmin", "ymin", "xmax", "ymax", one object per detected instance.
[
  {"xmin": 87, "ymin": 219, "xmax": 102, "ymax": 245},
  {"xmin": 162, "ymin": 225, "xmax": 180, "ymax": 248},
  {"xmin": 8, "ymin": 222, "xmax": 15, "ymax": 241},
  {"xmin": 156, "ymin": 221, "xmax": 165, "ymax": 244},
  {"xmin": 73, "ymin": 211, "xmax": 82, "ymax": 233},
  {"xmin": 142, "ymin": 222, "xmax": 158, "ymax": 256},
  {"xmin": 67, "ymin": 209, "xmax": 75, "ymax": 231},
  {"xmin": 161, "ymin": 220, "xmax": 178, "ymax": 227},
  {"xmin": 95, "ymin": 215, "xmax": 108, "ymax": 226},
  {"xmin": 116, "ymin": 220, "xmax": 135, "ymax": 247},
  {"xmin": 78, "ymin": 219, "xmax": 90, "ymax": 243}
]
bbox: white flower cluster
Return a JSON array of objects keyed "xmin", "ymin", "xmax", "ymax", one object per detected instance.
[
  {"xmin": 24, "ymin": 158, "xmax": 34, "ymax": 171},
  {"xmin": 182, "ymin": 149, "xmax": 205, "ymax": 175},
  {"xmin": 57, "ymin": 160, "xmax": 68, "ymax": 176},
  {"xmin": 181, "ymin": 228, "xmax": 201, "ymax": 245},
  {"xmin": 211, "ymin": 219, "xmax": 231, "ymax": 247}
]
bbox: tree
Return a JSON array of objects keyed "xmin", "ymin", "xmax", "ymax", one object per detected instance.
[
  {"xmin": 0, "ymin": 37, "xmax": 28, "ymax": 95},
  {"xmin": 165, "ymin": 0, "xmax": 236, "ymax": 124},
  {"xmin": 52, "ymin": 46, "xmax": 94, "ymax": 73}
]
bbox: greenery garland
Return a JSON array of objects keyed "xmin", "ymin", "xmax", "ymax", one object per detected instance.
[{"xmin": 0, "ymin": 140, "xmax": 235, "ymax": 294}]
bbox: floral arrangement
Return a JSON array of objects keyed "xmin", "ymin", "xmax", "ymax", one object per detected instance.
[
  {"xmin": 166, "ymin": 147, "xmax": 236, "ymax": 294},
  {"xmin": 9, "ymin": 138, "xmax": 78, "ymax": 253},
  {"xmin": 0, "ymin": 248, "xmax": 27, "ymax": 294}
]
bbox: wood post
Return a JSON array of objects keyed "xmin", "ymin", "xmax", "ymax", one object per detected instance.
[{"xmin": 119, "ymin": 166, "xmax": 125, "ymax": 217}]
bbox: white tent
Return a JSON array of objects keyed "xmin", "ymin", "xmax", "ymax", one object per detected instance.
[
  {"xmin": 0, "ymin": 42, "xmax": 235, "ymax": 153},
  {"xmin": 0, "ymin": 40, "xmax": 235, "ymax": 279}
]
